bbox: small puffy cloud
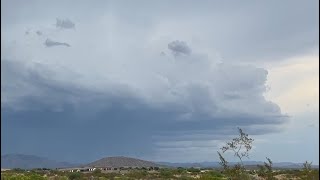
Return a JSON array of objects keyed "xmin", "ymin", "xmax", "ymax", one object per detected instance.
[
  {"xmin": 56, "ymin": 18, "xmax": 75, "ymax": 30},
  {"xmin": 36, "ymin": 31, "xmax": 42, "ymax": 36},
  {"xmin": 168, "ymin": 40, "xmax": 192, "ymax": 56},
  {"xmin": 160, "ymin": 51, "xmax": 166, "ymax": 56},
  {"xmin": 44, "ymin": 38, "xmax": 70, "ymax": 47}
]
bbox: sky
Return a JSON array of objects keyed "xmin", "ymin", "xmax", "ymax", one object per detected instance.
[{"xmin": 1, "ymin": 0, "xmax": 319, "ymax": 164}]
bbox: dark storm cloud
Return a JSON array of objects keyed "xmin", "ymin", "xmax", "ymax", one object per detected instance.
[{"xmin": 1, "ymin": 59, "xmax": 288, "ymax": 162}]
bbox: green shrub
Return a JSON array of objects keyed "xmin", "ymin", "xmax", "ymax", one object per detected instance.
[
  {"xmin": 67, "ymin": 172, "xmax": 82, "ymax": 180},
  {"xmin": 187, "ymin": 167, "xmax": 201, "ymax": 174},
  {"xmin": 159, "ymin": 168, "xmax": 174, "ymax": 178},
  {"xmin": 126, "ymin": 170, "xmax": 148, "ymax": 179},
  {"xmin": 199, "ymin": 170, "xmax": 225, "ymax": 180}
]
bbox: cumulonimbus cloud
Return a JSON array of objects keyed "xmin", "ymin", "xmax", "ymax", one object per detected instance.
[
  {"xmin": 1, "ymin": 0, "xmax": 317, "ymax": 163},
  {"xmin": 1, "ymin": 54, "xmax": 288, "ymax": 162}
]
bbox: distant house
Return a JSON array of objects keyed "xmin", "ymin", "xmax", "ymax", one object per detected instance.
[
  {"xmin": 57, "ymin": 163, "xmax": 162, "ymax": 173},
  {"xmin": 58, "ymin": 167, "xmax": 90, "ymax": 172},
  {"xmin": 1, "ymin": 169, "xmax": 11, "ymax": 172},
  {"xmin": 88, "ymin": 168, "xmax": 96, "ymax": 171}
]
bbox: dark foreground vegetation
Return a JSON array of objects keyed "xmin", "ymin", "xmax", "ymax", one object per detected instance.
[
  {"xmin": 2, "ymin": 128, "xmax": 318, "ymax": 180},
  {"xmin": 1, "ymin": 167, "xmax": 319, "ymax": 180}
]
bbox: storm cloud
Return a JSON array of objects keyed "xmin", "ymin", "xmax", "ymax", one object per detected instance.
[
  {"xmin": 1, "ymin": 56, "xmax": 287, "ymax": 162},
  {"xmin": 1, "ymin": 0, "xmax": 317, "ymax": 163}
]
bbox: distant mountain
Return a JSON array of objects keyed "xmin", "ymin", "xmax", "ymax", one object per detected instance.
[
  {"xmin": 270, "ymin": 162, "xmax": 318, "ymax": 169},
  {"xmin": 156, "ymin": 161, "xmax": 264, "ymax": 168},
  {"xmin": 157, "ymin": 161, "xmax": 319, "ymax": 169},
  {"xmin": 86, "ymin": 156, "xmax": 162, "ymax": 168},
  {"xmin": 1, "ymin": 154, "xmax": 76, "ymax": 169},
  {"xmin": 157, "ymin": 162, "xmax": 216, "ymax": 168}
]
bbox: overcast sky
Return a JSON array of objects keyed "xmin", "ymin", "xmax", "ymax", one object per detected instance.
[{"xmin": 1, "ymin": 0, "xmax": 319, "ymax": 164}]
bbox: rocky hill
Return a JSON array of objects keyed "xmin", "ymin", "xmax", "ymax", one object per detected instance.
[{"xmin": 86, "ymin": 156, "xmax": 161, "ymax": 168}]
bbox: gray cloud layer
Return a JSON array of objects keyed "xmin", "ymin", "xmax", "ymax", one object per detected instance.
[{"xmin": 2, "ymin": 0, "xmax": 317, "ymax": 62}]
